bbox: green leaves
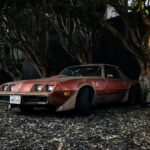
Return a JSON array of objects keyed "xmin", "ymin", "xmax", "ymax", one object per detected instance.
[
  {"xmin": 131, "ymin": 0, "xmax": 139, "ymax": 8},
  {"xmin": 145, "ymin": 9, "xmax": 149, "ymax": 16},
  {"xmin": 131, "ymin": 0, "xmax": 149, "ymax": 16}
]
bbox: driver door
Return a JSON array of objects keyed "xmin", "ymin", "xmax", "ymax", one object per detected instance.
[{"xmin": 104, "ymin": 66, "xmax": 126, "ymax": 102}]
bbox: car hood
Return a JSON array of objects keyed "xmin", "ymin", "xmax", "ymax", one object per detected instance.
[
  {"xmin": 23, "ymin": 75, "xmax": 83, "ymax": 84},
  {"xmin": 0, "ymin": 75, "xmax": 84, "ymax": 93},
  {"xmin": 3, "ymin": 75, "xmax": 82, "ymax": 85}
]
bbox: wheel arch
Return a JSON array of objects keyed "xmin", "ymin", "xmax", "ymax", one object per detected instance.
[
  {"xmin": 76, "ymin": 85, "xmax": 95, "ymax": 104},
  {"xmin": 128, "ymin": 83, "xmax": 137, "ymax": 90},
  {"xmin": 127, "ymin": 83, "xmax": 139, "ymax": 104}
]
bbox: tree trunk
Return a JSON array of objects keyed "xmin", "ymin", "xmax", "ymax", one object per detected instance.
[
  {"xmin": 139, "ymin": 62, "xmax": 150, "ymax": 105},
  {"xmin": 76, "ymin": 51, "xmax": 93, "ymax": 64}
]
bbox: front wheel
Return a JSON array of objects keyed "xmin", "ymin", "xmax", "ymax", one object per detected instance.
[
  {"xmin": 76, "ymin": 87, "xmax": 92, "ymax": 115},
  {"xmin": 127, "ymin": 86, "xmax": 137, "ymax": 106}
]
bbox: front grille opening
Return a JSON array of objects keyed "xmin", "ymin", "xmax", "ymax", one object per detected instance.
[
  {"xmin": 0, "ymin": 96, "xmax": 10, "ymax": 103},
  {"xmin": 22, "ymin": 96, "xmax": 48, "ymax": 104}
]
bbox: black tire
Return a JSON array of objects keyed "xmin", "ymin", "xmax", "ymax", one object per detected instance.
[
  {"xmin": 76, "ymin": 87, "xmax": 92, "ymax": 115},
  {"xmin": 127, "ymin": 86, "xmax": 136, "ymax": 106},
  {"xmin": 19, "ymin": 105, "xmax": 34, "ymax": 113}
]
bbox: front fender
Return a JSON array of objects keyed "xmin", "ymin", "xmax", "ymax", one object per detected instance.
[
  {"xmin": 56, "ymin": 83, "xmax": 95, "ymax": 112},
  {"xmin": 56, "ymin": 91, "xmax": 78, "ymax": 111}
]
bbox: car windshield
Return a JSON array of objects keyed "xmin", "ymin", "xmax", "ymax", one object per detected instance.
[{"xmin": 60, "ymin": 66, "xmax": 101, "ymax": 77}]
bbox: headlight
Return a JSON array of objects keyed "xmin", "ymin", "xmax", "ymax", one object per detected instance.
[
  {"xmin": 2, "ymin": 85, "xmax": 8, "ymax": 91},
  {"xmin": 9, "ymin": 85, "xmax": 15, "ymax": 91},
  {"xmin": 35, "ymin": 84, "xmax": 43, "ymax": 91},
  {"xmin": 46, "ymin": 85, "xmax": 54, "ymax": 92}
]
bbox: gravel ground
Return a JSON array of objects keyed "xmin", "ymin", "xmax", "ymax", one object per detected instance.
[{"xmin": 0, "ymin": 104, "xmax": 149, "ymax": 150}]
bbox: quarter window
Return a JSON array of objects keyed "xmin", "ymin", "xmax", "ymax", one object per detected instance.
[{"xmin": 105, "ymin": 66, "xmax": 122, "ymax": 79}]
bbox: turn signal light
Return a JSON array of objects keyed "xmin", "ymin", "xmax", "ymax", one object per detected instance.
[{"xmin": 64, "ymin": 91, "xmax": 70, "ymax": 96}]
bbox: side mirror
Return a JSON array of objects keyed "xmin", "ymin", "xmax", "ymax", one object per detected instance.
[{"xmin": 106, "ymin": 74, "xmax": 114, "ymax": 78}]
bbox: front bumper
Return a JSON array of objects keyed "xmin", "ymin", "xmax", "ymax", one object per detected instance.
[
  {"xmin": 0, "ymin": 91, "xmax": 77, "ymax": 112},
  {"xmin": 0, "ymin": 95, "xmax": 49, "ymax": 105}
]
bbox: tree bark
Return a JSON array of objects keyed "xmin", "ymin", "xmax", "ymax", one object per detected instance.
[
  {"xmin": 76, "ymin": 50, "xmax": 93, "ymax": 64},
  {"xmin": 139, "ymin": 61, "xmax": 150, "ymax": 104}
]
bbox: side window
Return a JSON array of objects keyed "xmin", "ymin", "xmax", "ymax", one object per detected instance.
[{"xmin": 105, "ymin": 66, "xmax": 122, "ymax": 79}]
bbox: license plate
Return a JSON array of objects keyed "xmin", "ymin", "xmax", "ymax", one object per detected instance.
[{"xmin": 10, "ymin": 95, "xmax": 21, "ymax": 104}]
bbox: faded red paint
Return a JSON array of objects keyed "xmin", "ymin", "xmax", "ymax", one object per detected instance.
[{"xmin": 0, "ymin": 64, "xmax": 140, "ymax": 111}]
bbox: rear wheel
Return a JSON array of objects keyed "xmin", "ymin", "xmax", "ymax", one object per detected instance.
[
  {"xmin": 127, "ymin": 86, "xmax": 137, "ymax": 106},
  {"xmin": 19, "ymin": 105, "xmax": 34, "ymax": 113},
  {"xmin": 76, "ymin": 87, "xmax": 93, "ymax": 115}
]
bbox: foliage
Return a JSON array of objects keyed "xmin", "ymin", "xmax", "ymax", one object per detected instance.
[
  {"xmin": 0, "ymin": 0, "xmax": 57, "ymax": 77},
  {"xmin": 0, "ymin": 0, "xmax": 107, "ymax": 78},
  {"xmin": 101, "ymin": 0, "xmax": 150, "ymax": 69},
  {"xmin": 42, "ymin": 0, "xmax": 106, "ymax": 64},
  {"xmin": 1, "ymin": 0, "xmax": 150, "ymax": 80}
]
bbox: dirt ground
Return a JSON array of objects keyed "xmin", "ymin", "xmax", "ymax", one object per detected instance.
[{"xmin": 0, "ymin": 104, "xmax": 149, "ymax": 150}]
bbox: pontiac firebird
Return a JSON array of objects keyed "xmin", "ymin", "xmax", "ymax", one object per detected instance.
[{"xmin": 0, "ymin": 64, "xmax": 140, "ymax": 115}]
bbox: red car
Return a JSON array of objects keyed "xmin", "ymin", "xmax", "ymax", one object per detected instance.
[{"xmin": 0, "ymin": 64, "xmax": 140, "ymax": 115}]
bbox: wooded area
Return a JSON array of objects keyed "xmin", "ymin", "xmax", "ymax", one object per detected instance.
[{"xmin": 0, "ymin": 0, "xmax": 150, "ymax": 98}]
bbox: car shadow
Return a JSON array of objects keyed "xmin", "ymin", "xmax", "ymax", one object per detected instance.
[
  {"xmin": 14, "ymin": 107, "xmax": 78, "ymax": 118},
  {"xmin": 11, "ymin": 103, "xmax": 143, "ymax": 119}
]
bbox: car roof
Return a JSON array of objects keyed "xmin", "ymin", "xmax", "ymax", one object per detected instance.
[{"xmin": 65, "ymin": 64, "xmax": 119, "ymax": 69}]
